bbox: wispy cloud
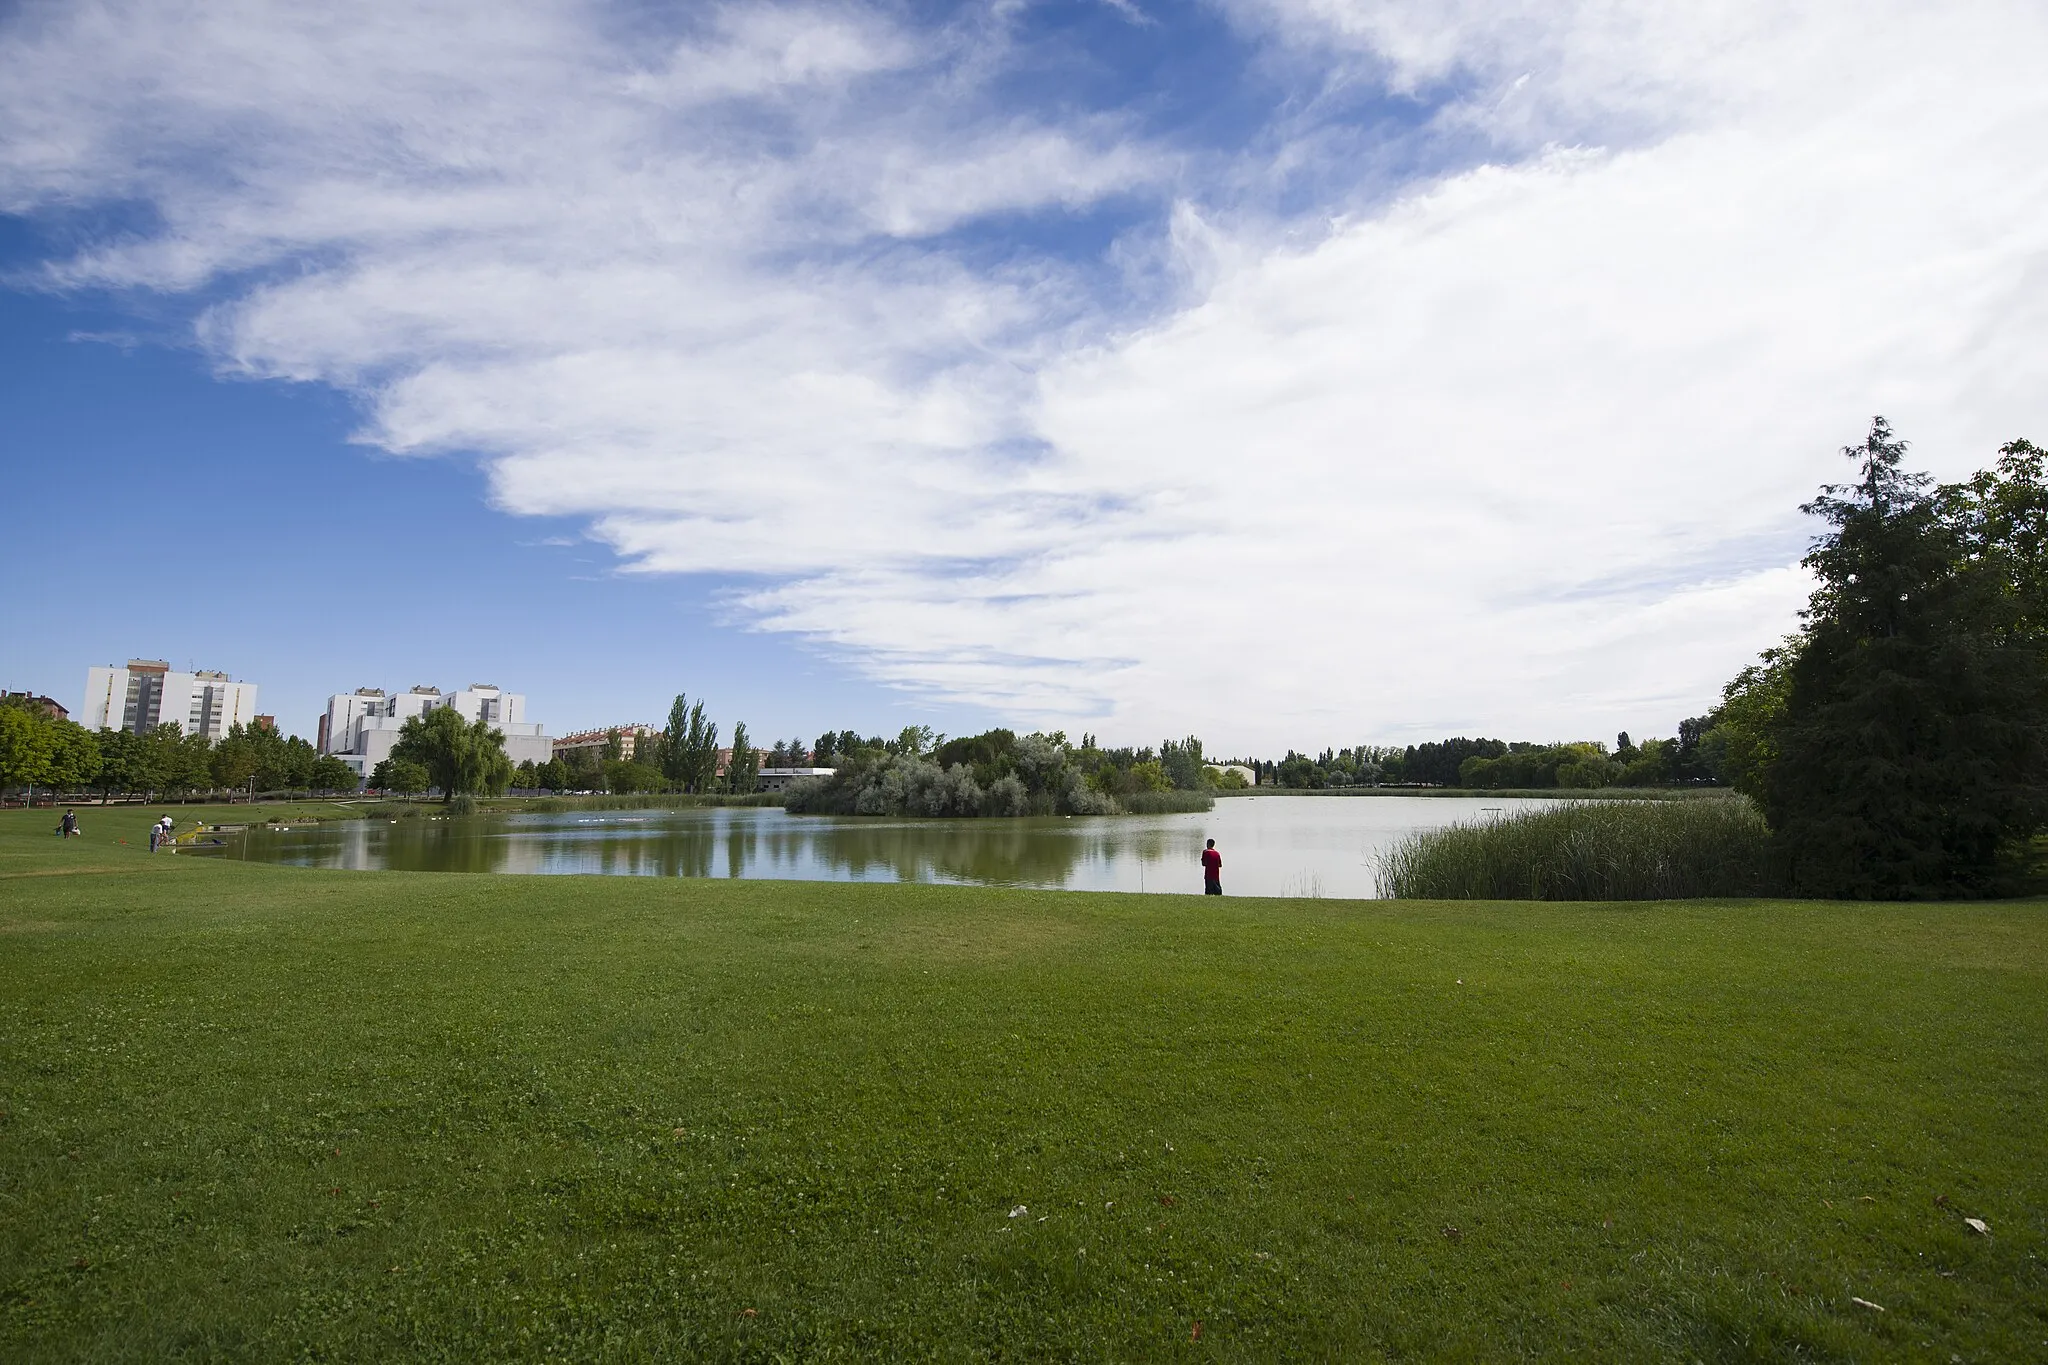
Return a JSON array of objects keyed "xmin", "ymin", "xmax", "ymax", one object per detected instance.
[{"xmin": 3, "ymin": 0, "xmax": 2044, "ymax": 746}]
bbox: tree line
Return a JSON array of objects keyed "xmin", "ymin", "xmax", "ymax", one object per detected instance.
[
  {"xmin": 1259, "ymin": 730, "xmax": 1717, "ymax": 790},
  {"xmin": 0, "ymin": 704, "xmax": 357, "ymax": 801}
]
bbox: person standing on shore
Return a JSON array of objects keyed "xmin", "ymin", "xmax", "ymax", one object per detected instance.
[{"xmin": 1201, "ymin": 838, "xmax": 1222, "ymax": 895}]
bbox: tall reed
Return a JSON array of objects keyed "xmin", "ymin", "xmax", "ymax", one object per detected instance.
[
  {"xmin": 1118, "ymin": 789, "xmax": 1215, "ymax": 814},
  {"xmin": 1376, "ymin": 798, "xmax": 1781, "ymax": 900}
]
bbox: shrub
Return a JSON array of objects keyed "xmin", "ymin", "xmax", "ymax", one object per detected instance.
[{"xmin": 1377, "ymin": 798, "xmax": 1779, "ymax": 900}]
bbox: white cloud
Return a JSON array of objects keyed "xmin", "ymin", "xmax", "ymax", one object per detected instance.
[{"xmin": 3, "ymin": 0, "xmax": 2046, "ymax": 749}]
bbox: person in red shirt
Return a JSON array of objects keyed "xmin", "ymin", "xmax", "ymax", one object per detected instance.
[{"xmin": 1201, "ymin": 838, "xmax": 1222, "ymax": 895}]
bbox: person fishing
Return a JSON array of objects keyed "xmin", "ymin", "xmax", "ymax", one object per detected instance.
[{"xmin": 1201, "ymin": 838, "xmax": 1222, "ymax": 895}]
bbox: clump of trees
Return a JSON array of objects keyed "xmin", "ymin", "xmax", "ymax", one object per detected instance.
[
  {"xmin": 785, "ymin": 728, "xmax": 1224, "ymax": 817},
  {"xmin": 1699, "ymin": 422, "xmax": 2048, "ymax": 897},
  {"xmin": 1, "ymin": 698, "xmax": 357, "ymax": 802}
]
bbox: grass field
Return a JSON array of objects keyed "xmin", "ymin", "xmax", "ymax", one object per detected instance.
[{"xmin": 2, "ymin": 806, "xmax": 2043, "ymax": 1360}]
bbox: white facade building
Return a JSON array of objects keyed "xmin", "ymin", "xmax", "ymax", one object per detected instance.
[
  {"xmin": 81, "ymin": 660, "xmax": 259, "ymax": 741},
  {"xmin": 753, "ymin": 766, "xmax": 837, "ymax": 793},
  {"xmin": 318, "ymin": 682, "xmax": 553, "ymax": 782}
]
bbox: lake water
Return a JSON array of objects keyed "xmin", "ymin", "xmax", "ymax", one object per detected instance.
[{"xmin": 209, "ymin": 795, "xmax": 1557, "ymax": 898}]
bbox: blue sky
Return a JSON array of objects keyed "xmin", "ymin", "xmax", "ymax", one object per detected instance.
[{"xmin": 3, "ymin": 0, "xmax": 2045, "ymax": 753}]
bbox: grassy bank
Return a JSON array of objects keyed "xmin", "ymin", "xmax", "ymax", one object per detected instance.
[
  {"xmin": 1378, "ymin": 798, "xmax": 1780, "ymax": 900},
  {"xmin": 1, "ymin": 810, "xmax": 2043, "ymax": 1360}
]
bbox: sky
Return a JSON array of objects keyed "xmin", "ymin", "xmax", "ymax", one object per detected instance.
[{"xmin": 3, "ymin": 0, "xmax": 2045, "ymax": 757}]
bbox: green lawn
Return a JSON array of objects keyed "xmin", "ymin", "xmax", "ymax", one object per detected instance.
[{"xmin": 1, "ymin": 808, "xmax": 2043, "ymax": 1361}]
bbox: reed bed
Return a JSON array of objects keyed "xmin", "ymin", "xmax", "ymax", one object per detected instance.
[
  {"xmin": 1376, "ymin": 797, "xmax": 1780, "ymax": 900},
  {"xmin": 1117, "ymin": 789, "xmax": 1216, "ymax": 814}
]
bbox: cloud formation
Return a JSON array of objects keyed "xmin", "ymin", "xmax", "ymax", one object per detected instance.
[{"xmin": 3, "ymin": 0, "xmax": 2045, "ymax": 748}]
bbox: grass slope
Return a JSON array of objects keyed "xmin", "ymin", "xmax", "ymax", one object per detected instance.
[{"xmin": 1, "ymin": 808, "xmax": 2044, "ymax": 1361}]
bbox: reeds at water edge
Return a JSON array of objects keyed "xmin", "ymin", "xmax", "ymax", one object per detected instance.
[{"xmin": 1376, "ymin": 797, "xmax": 1780, "ymax": 900}]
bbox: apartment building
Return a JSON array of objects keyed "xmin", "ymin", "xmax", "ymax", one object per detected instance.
[
  {"xmin": 318, "ymin": 682, "xmax": 553, "ymax": 781},
  {"xmin": 80, "ymin": 660, "xmax": 259, "ymax": 741}
]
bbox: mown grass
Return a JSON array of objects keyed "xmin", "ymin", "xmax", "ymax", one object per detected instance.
[
  {"xmin": 1377, "ymin": 798, "xmax": 1779, "ymax": 900},
  {"xmin": 1, "ymin": 808, "xmax": 2043, "ymax": 1360}
]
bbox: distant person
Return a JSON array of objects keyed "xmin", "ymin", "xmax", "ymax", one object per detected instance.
[
  {"xmin": 1201, "ymin": 838, "xmax": 1222, "ymax": 895},
  {"xmin": 58, "ymin": 808, "xmax": 78, "ymax": 837},
  {"xmin": 148, "ymin": 820, "xmax": 161, "ymax": 853}
]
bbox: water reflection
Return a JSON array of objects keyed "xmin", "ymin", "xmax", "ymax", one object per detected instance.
[{"xmin": 218, "ymin": 796, "xmax": 1561, "ymax": 899}]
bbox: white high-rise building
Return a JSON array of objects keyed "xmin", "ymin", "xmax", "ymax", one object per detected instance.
[
  {"xmin": 81, "ymin": 660, "xmax": 259, "ymax": 741},
  {"xmin": 318, "ymin": 682, "xmax": 552, "ymax": 782}
]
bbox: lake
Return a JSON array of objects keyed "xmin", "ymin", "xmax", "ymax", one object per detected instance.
[{"xmin": 208, "ymin": 795, "xmax": 1559, "ymax": 898}]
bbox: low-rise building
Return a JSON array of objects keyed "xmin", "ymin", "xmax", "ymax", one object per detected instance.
[
  {"xmin": 81, "ymin": 660, "xmax": 259, "ymax": 741},
  {"xmin": 3, "ymin": 693, "xmax": 69, "ymax": 721},
  {"xmin": 753, "ymin": 766, "xmax": 836, "ymax": 793},
  {"xmin": 554, "ymin": 725, "xmax": 659, "ymax": 763}
]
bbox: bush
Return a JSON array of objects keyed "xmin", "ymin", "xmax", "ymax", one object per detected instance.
[
  {"xmin": 447, "ymin": 794, "xmax": 480, "ymax": 816},
  {"xmin": 1376, "ymin": 798, "xmax": 1779, "ymax": 900}
]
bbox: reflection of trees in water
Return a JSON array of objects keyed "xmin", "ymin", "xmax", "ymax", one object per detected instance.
[
  {"xmin": 376, "ymin": 818, "xmax": 514, "ymax": 875},
  {"xmin": 790, "ymin": 819, "xmax": 1203, "ymax": 887},
  {"xmin": 242, "ymin": 810, "xmax": 1211, "ymax": 887}
]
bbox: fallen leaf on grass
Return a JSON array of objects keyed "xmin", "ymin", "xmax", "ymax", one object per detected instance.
[
  {"xmin": 1964, "ymin": 1217, "xmax": 1989, "ymax": 1235},
  {"xmin": 1850, "ymin": 1297, "xmax": 1884, "ymax": 1312},
  {"xmin": 1159, "ymin": 1195, "xmax": 1177, "ymax": 1207},
  {"xmin": 1934, "ymin": 1193, "xmax": 1950, "ymax": 1207},
  {"xmin": 1009, "ymin": 1205, "xmax": 1028, "ymax": 1219},
  {"xmin": 1442, "ymin": 1226, "xmax": 1461, "ymax": 1243},
  {"xmin": 741, "ymin": 1308, "xmax": 757, "ymax": 1318},
  {"xmin": 1190, "ymin": 1321, "xmax": 1203, "ymax": 1342}
]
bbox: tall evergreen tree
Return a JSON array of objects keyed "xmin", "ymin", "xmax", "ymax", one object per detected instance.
[
  {"xmin": 727, "ymin": 722, "xmax": 759, "ymax": 794},
  {"xmin": 660, "ymin": 694, "xmax": 691, "ymax": 789},
  {"xmin": 1767, "ymin": 419, "xmax": 2048, "ymax": 897}
]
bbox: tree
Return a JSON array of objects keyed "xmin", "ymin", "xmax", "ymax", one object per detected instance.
[
  {"xmin": 370, "ymin": 758, "xmax": 430, "ymax": 795},
  {"xmin": 659, "ymin": 695, "xmax": 693, "ymax": 789},
  {"xmin": 1702, "ymin": 644, "xmax": 1798, "ymax": 799},
  {"xmin": 535, "ymin": 758, "xmax": 570, "ymax": 792},
  {"xmin": 666, "ymin": 698, "xmax": 719, "ymax": 793},
  {"xmin": 390, "ymin": 707, "xmax": 512, "ymax": 801},
  {"xmin": 602, "ymin": 728, "xmax": 624, "ymax": 764},
  {"xmin": 1943, "ymin": 438, "xmax": 2048, "ymax": 642},
  {"xmin": 309, "ymin": 756, "xmax": 360, "ymax": 792},
  {"xmin": 1766, "ymin": 419, "xmax": 2048, "ymax": 897},
  {"xmin": 92, "ymin": 728, "xmax": 155, "ymax": 802},
  {"xmin": 211, "ymin": 724, "xmax": 259, "ymax": 792},
  {"xmin": 0, "ymin": 699, "xmax": 57, "ymax": 797},
  {"xmin": 162, "ymin": 729, "xmax": 214, "ymax": 797},
  {"xmin": 727, "ymin": 722, "xmax": 759, "ymax": 794},
  {"xmin": 605, "ymin": 759, "xmax": 664, "ymax": 793},
  {"xmin": 1160, "ymin": 736, "xmax": 1205, "ymax": 790}
]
